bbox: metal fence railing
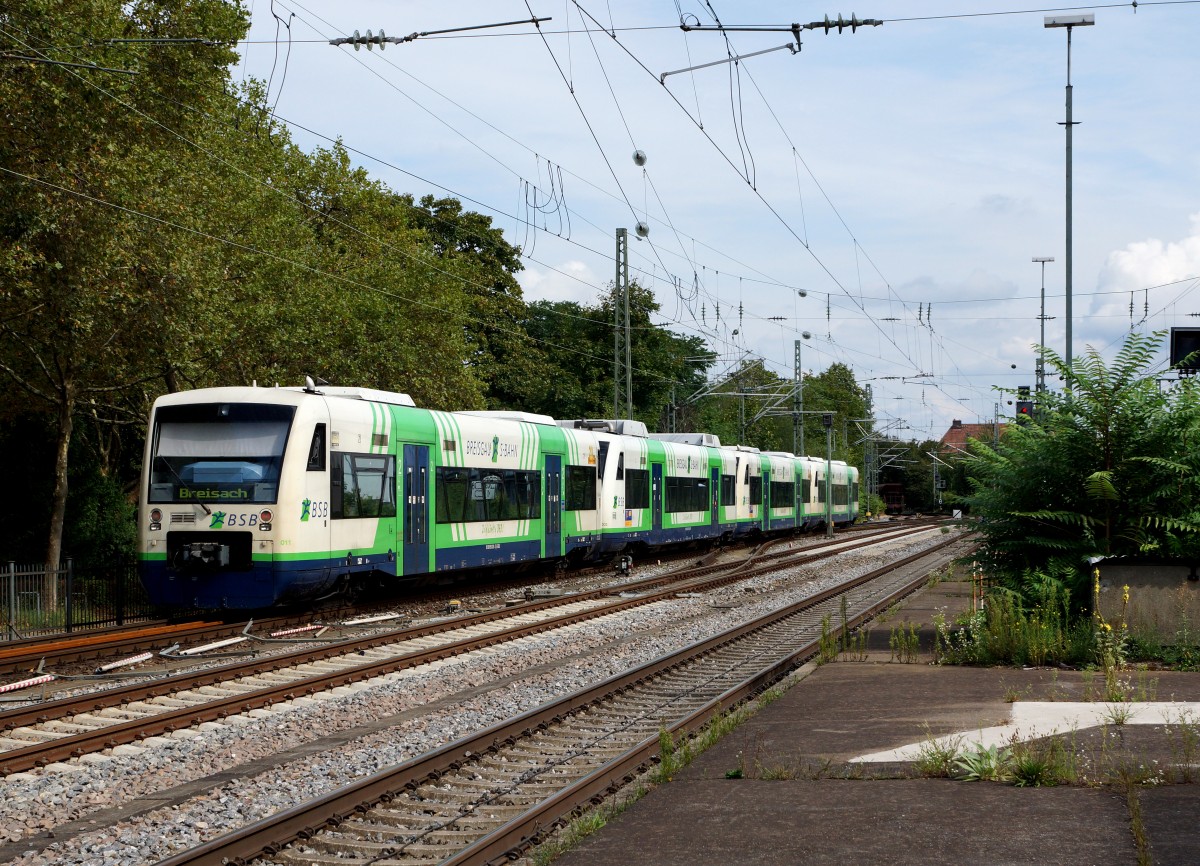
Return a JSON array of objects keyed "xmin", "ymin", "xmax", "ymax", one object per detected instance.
[{"xmin": 2, "ymin": 559, "xmax": 158, "ymax": 641}]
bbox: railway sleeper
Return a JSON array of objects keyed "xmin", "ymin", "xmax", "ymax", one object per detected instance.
[
  {"xmin": 335, "ymin": 823, "xmax": 489, "ymax": 844},
  {"xmin": 347, "ymin": 810, "xmax": 508, "ymax": 831},
  {"xmin": 5, "ymin": 726, "xmax": 75, "ymax": 743},
  {"xmin": 275, "ymin": 849, "xmax": 399, "ymax": 866},
  {"xmin": 40, "ymin": 720, "xmax": 98, "ymax": 735}
]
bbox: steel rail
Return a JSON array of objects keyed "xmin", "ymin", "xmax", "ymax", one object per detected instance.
[
  {"xmin": 0, "ymin": 524, "xmax": 929, "ymax": 732},
  {"xmin": 456, "ymin": 540, "xmax": 969, "ymax": 866},
  {"xmin": 151, "ymin": 535, "xmax": 965, "ymax": 866},
  {"xmin": 0, "ymin": 526, "xmax": 942, "ymax": 774}
]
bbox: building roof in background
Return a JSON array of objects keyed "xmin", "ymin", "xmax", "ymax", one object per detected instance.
[{"xmin": 939, "ymin": 419, "xmax": 1004, "ymax": 456}]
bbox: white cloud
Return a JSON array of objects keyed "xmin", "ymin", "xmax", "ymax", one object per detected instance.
[
  {"xmin": 1099, "ymin": 213, "xmax": 1200, "ymax": 294},
  {"xmin": 517, "ymin": 260, "xmax": 603, "ymax": 305}
]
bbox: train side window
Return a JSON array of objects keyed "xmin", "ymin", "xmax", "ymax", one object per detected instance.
[
  {"xmin": 434, "ymin": 467, "xmax": 541, "ymax": 523},
  {"xmin": 331, "ymin": 451, "xmax": 396, "ymax": 519},
  {"xmin": 665, "ymin": 476, "xmax": 708, "ymax": 513},
  {"xmin": 748, "ymin": 475, "xmax": 763, "ymax": 506},
  {"xmin": 615, "ymin": 451, "xmax": 625, "ymax": 480},
  {"xmin": 721, "ymin": 474, "xmax": 736, "ymax": 506},
  {"xmin": 307, "ymin": 424, "xmax": 326, "ymax": 471},
  {"xmin": 625, "ymin": 468, "xmax": 649, "ymax": 509},
  {"xmin": 597, "ymin": 441, "xmax": 609, "ymax": 478},
  {"xmin": 564, "ymin": 465, "xmax": 596, "ymax": 511}
]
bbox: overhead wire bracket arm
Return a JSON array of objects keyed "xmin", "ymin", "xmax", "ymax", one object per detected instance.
[
  {"xmin": 660, "ymin": 42, "xmax": 797, "ymax": 84},
  {"xmin": 680, "ymin": 15, "xmax": 882, "ymax": 36},
  {"xmin": 330, "ymin": 16, "xmax": 551, "ymax": 49}
]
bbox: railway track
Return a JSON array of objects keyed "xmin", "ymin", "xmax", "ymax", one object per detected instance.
[
  {"xmin": 154, "ymin": 533, "xmax": 965, "ymax": 866},
  {"xmin": 0, "ymin": 524, "xmax": 941, "ymax": 776},
  {"xmin": 0, "ymin": 521, "xmax": 921, "ymax": 679}
]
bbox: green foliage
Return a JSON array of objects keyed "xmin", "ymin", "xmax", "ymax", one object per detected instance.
[
  {"xmin": 953, "ymin": 743, "xmax": 1010, "ymax": 782},
  {"xmin": 912, "ymin": 729, "xmax": 963, "ymax": 778},
  {"xmin": 888, "ymin": 621, "xmax": 920, "ymax": 663},
  {"xmin": 817, "ymin": 614, "xmax": 839, "ymax": 664},
  {"xmin": 0, "ymin": 3, "xmax": 882, "ymax": 569},
  {"xmin": 934, "ymin": 584, "xmax": 1095, "ymax": 667},
  {"xmin": 520, "ymin": 284, "xmax": 713, "ymax": 425},
  {"xmin": 962, "ymin": 331, "xmax": 1200, "ymax": 607},
  {"xmin": 1009, "ymin": 737, "xmax": 1074, "ymax": 787}
]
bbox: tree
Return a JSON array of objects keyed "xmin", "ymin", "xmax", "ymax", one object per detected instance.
[
  {"xmin": 962, "ymin": 331, "xmax": 1200, "ymax": 606},
  {"xmin": 0, "ymin": 0, "xmax": 248, "ymax": 590},
  {"xmin": 520, "ymin": 283, "xmax": 711, "ymax": 425}
]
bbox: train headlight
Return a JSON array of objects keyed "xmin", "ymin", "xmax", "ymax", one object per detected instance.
[
  {"xmin": 149, "ymin": 508, "xmax": 162, "ymax": 531},
  {"xmin": 259, "ymin": 509, "xmax": 273, "ymax": 531}
]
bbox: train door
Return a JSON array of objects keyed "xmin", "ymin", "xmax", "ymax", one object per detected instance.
[
  {"xmin": 545, "ymin": 455, "xmax": 562, "ymax": 558},
  {"xmin": 652, "ymin": 463, "xmax": 663, "ymax": 532},
  {"xmin": 402, "ymin": 444, "xmax": 429, "ymax": 576},
  {"xmin": 710, "ymin": 466, "xmax": 719, "ymax": 527},
  {"xmin": 761, "ymin": 465, "xmax": 771, "ymax": 531}
]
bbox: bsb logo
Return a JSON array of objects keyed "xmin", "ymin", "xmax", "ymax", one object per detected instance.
[
  {"xmin": 301, "ymin": 499, "xmax": 311, "ymax": 522},
  {"xmin": 208, "ymin": 511, "xmax": 266, "ymax": 529}
]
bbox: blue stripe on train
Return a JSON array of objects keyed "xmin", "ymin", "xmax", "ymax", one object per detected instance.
[
  {"xmin": 434, "ymin": 540, "xmax": 543, "ymax": 572},
  {"xmin": 139, "ymin": 552, "xmax": 395, "ymax": 609}
]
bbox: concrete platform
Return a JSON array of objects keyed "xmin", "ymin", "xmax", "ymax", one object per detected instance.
[{"xmin": 555, "ymin": 579, "xmax": 1200, "ymax": 866}]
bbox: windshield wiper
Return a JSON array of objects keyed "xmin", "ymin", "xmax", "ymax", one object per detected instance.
[{"xmin": 156, "ymin": 457, "xmax": 212, "ymax": 516}]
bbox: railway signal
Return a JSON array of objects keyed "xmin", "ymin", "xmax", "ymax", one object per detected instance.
[{"xmin": 1015, "ymin": 385, "xmax": 1034, "ymax": 420}]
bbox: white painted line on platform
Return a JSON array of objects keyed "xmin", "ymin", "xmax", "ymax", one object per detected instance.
[{"xmin": 851, "ymin": 701, "xmax": 1200, "ymax": 762}]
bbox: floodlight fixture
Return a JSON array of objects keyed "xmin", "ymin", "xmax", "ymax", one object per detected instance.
[{"xmin": 1044, "ymin": 14, "xmax": 1094, "ymax": 27}]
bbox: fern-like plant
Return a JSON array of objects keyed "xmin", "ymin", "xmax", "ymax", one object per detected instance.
[{"xmin": 961, "ymin": 330, "xmax": 1200, "ymax": 608}]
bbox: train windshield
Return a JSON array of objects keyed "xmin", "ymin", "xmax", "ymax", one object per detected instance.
[{"xmin": 148, "ymin": 403, "xmax": 295, "ymax": 504}]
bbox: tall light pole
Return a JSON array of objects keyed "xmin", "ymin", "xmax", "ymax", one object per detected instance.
[
  {"xmin": 1032, "ymin": 256, "xmax": 1054, "ymax": 396},
  {"xmin": 822, "ymin": 412, "xmax": 834, "ymax": 538},
  {"xmin": 1044, "ymin": 14, "xmax": 1093, "ymax": 381},
  {"xmin": 793, "ymin": 329, "xmax": 811, "ymax": 455},
  {"xmin": 613, "ymin": 228, "xmax": 631, "ymax": 419}
]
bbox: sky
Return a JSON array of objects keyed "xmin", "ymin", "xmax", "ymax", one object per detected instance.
[{"xmin": 234, "ymin": 1, "xmax": 1200, "ymax": 443}]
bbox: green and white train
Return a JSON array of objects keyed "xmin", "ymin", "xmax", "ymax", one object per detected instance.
[{"xmin": 138, "ymin": 383, "xmax": 859, "ymax": 609}]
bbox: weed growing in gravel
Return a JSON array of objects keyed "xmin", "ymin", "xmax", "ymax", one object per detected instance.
[
  {"xmin": 889, "ymin": 621, "xmax": 920, "ymax": 663},
  {"xmin": 933, "ymin": 583, "xmax": 1093, "ymax": 667},
  {"xmin": 817, "ymin": 615, "xmax": 838, "ymax": 664},
  {"xmin": 844, "ymin": 628, "xmax": 870, "ymax": 661},
  {"xmin": 1103, "ymin": 702, "xmax": 1138, "ymax": 727},
  {"xmin": 654, "ymin": 728, "xmax": 681, "ymax": 783},
  {"xmin": 757, "ymin": 762, "xmax": 797, "ymax": 780},
  {"xmin": 1002, "ymin": 682, "xmax": 1031, "ymax": 703},
  {"xmin": 530, "ymin": 789, "xmax": 645, "ymax": 866},
  {"xmin": 953, "ymin": 743, "xmax": 1010, "ymax": 782},
  {"xmin": 911, "ymin": 727, "xmax": 963, "ymax": 778},
  {"xmin": 1134, "ymin": 666, "xmax": 1158, "ymax": 701},
  {"xmin": 757, "ymin": 686, "xmax": 784, "ymax": 706},
  {"xmin": 1081, "ymin": 669, "xmax": 1096, "ymax": 701},
  {"xmin": 1164, "ymin": 709, "xmax": 1200, "ymax": 782},
  {"xmin": 1007, "ymin": 734, "xmax": 1075, "ymax": 787}
]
